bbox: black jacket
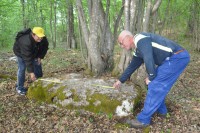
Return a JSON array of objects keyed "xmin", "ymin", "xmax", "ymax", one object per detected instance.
[{"xmin": 13, "ymin": 33, "xmax": 49, "ymax": 73}]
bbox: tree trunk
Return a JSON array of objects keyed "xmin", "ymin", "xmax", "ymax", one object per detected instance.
[
  {"xmin": 77, "ymin": 0, "xmax": 114, "ymax": 75},
  {"xmin": 151, "ymin": 0, "xmax": 162, "ymax": 15},
  {"xmin": 67, "ymin": 0, "xmax": 76, "ymax": 49},
  {"xmin": 53, "ymin": 0, "xmax": 57, "ymax": 48},
  {"xmin": 76, "ymin": 0, "xmax": 90, "ymax": 66},
  {"xmin": 158, "ymin": 0, "xmax": 170, "ymax": 35},
  {"xmin": 136, "ymin": 0, "xmax": 144, "ymax": 32},
  {"xmin": 118, "ymin": 0, "xmax": 132, "ymax": 73},
  {"xmin": 88, "ymin": 0, "xmax": 105, "ymax": 75},
  {"xmin": 20, "ymin": 0, "xmax": 26, "ymax": 28},
  {"xmin": 50, "ymin": 0, "xmax": 55, "ymax": 49},
  {"xmin": 99, "ymin": 0, "xmax": 115, "ymax": 70},
  {"xmin": 143, "ymin": 0, "xmax": 152, "ymax": 32},
  {"xmin": 40, "ymin": 1, "xmax": 45, "ymax": 28},
  {"xmin": 76, "ymin": 0, "xmax": 89, "ymax": 47},
  {"xmin": 130, "ymin": 0, "xmax": 138, "ymax": 33},
  {"xmin": 188, "ymin": 1, "xmax": 200, "ymax": 51},
  {"xmin": 113, "ymin": 0, "xmax": 125, "ymax": 45}
]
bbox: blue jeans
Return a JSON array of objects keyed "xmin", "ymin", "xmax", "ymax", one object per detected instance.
[
  {"xmin": 137, "ymin": 50, "xmax": 190, "ymax": 124},
  {"xmin": 16, "ymin": 57, "xmax": 43, "ymax": 90}
]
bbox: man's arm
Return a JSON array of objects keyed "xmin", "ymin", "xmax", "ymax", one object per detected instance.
[
  {"xmin": 38, "ymin": 37, "xmax": 49, "ymax": 59},
  {"xmin": 119, "ymin": 56, "xmax": 143, "ymax": 83},
  {"xmin": 113, "ymin": 56, "xmax": 143, "ymax": 88}
]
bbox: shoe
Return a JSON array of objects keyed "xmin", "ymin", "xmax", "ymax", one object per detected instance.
[
  {"xmin": 125, "ymin": 119, "xmax": 149, "ymax": 128},
  {"xmin": 157, "ymin": 113, "xmax": 167, "ymax": 118},
  {"xmin": 16, "ymin": 87, "xmax": 27, "ymax": 95}
]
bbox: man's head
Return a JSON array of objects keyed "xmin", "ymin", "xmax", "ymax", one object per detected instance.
[
  {"xmin": 118, "ymin": 30, "xmax": 135, "ymax": 50},
  {"xmin": 32, "ymin": 27, "xmax": 45, "ymax": 42}
]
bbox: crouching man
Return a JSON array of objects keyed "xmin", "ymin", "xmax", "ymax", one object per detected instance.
[
  {"xmin": 113, "ymin": 30, "xmax": 190, "ymax": 128},
  {"xmin": 13, "ymin": 27, "xmax": 49, "ymax": 95}
]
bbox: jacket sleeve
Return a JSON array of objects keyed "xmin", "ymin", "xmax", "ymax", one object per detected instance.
[
  {"xmin": 37, "ymin": 37, "xmax": 49, "ymax": 59},
  {"xmin": 137, "ymin": 38, "xmax": 156, "ymax": 81},
  {"xmin": 19, "ymin": 39, "xmax": 34, "ymax": 73},
  {"xmin": 119, "ymin": 56, "xmax": 143, "ymax": 83}
]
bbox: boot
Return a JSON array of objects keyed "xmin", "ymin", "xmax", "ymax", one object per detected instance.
[{"xmin": 125, "ymin": 119, "xmax": 149, "ymax": 128}]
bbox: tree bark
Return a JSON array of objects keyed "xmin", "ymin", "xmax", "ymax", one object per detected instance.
[
  {"xmin": 99, "ymin": 0, "xmax": 115, "ymax": 69},
  {"xmin": 143, "ymin": 0, "xmax": 152, "ymax": 32},
  {"xmin": 151, "ymin": 0, "xmax": 162, "ymax": 15},
  {"xmin": 50, "ymin": 0, "xmax": 55, "ymax": 48},
  {"xmin": 113, "ymin": 0, "xmax": 125, "ymax": 45},
  {"xmin": 67, "ymin": 0, "xmax": 76, "ymax": 49},
  {"xmin": 88, "ymin": 0, "xmax": 105, "ymax": 75},
  {"xmin": 53, "ymin": 0, "xmax": 57, "ymax": 48},
  {"xmin": 76, "ymin": 0, "xmax": 89, "ymax": 47},
  {"xmin": 130, "ymin": 0, "xmax": 138, "ymax": 33},
  {"xmin": 20, "ymin": 0, "xmax": 26, "ymax": 28},
  {"xmin": 118, "ymin": 0, "xmax": 132, "ymax": 73}
]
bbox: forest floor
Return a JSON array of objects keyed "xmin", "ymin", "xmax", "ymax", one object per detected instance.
[{"xmin": 0, "ymin": 46, "xmax": 200, "ymax": 133}]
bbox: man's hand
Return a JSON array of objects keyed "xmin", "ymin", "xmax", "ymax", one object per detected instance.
[
  {"xmin": 145, "ymin": 77, "xmax": 151, "ymax": 85},
  {"xmin": 30, "ymin": 73, "xmax": 36, "ymax": 81},
  {"xmin": 37, "ymin": 58, "xmax": 41, "ymax": 65},
  {"xmin": 113, "ymin": 80, "xmax": 122, "ymax": 89}
]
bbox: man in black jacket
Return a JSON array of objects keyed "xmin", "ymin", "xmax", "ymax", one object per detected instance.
[{"xmin": 13, "ymin": 27, "xmax": 49, "ymax": 95}]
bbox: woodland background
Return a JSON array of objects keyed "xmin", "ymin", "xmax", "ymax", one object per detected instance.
[{"xmin": 0, "ymin": 0, "xmax": 199, "ymax": 75}]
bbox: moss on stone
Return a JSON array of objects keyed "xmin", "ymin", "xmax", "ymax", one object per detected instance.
[
  {"xmin": 55, "ymin": 86, "xmax": 66, "ymax": 101},
  {"xmin": 84, "ymin": 93, "xmax": 121, "ymax": 114},
  {"xmin": 132, "ymin": 85, "xmax": 146, "ymax": 115},
  {"xmin": 27, "ymin": 81, "xmax": 62, "ymax": 104},
  {"xmin": 27, "ymin": 81, "xmax": 138, "ymax": 116},
  {"xmin": 83, "ymin": 68, "xmax": 94, "ymax": 76},
  {"xmin": 70, "ymin": 89, "xmax": 80, "ymax": 102}
]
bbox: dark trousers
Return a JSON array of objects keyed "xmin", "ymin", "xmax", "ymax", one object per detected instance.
[{"xmin": 16, "ymin": 57, "xmax": 43, "ymax": 89}]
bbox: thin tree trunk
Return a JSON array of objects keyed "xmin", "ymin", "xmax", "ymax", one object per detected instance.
[
  {"xmin": 143, "ymin": 0, "xmax": 152, "ymax": 32},
  {"xmin": 130, "ymin": 0, "xmax": 138, "ymax": 33},
  {"xmin": 50, "ymin": 0, "xmax": 55, "ymax": 48},
  {"xmin": 113, "ymin": 0, "xmax": 125, "ymax": 45},
  {"xmin": 136, "ymin": 0, "xmax": 144, "ymax": 32},
  {"xmin": 76, "ymin": 0, "xmax": 89, "ymax": 47},
  {"xmin": 54, "ymin": 0, "xmax": 57, "ymax": 48},
  {"xmin": 20, "ymin": 0, "xmax": 26, "ymax": 28},
  {"xmin": 67, "ymin": 1, "xmax": 75, "ymax": 49},
  {"xmin": 151, "ymin": 0, "xmax": 162, "ymax": 15},
  {"xmin": 118, "ymin": 0, "xmax": 132, "ymax": 73},
  {"xmin": 159, "ymin": 0, "xmax": 170, "ymax": 35}
]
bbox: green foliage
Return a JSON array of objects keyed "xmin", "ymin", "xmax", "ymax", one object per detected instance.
[
  {"xmin": 0, "ymin": 74, "xmax": 16, "ymax": 80},
  {"xmin": 0, "ymin": 0, "xmax": 198, "ymax": 51},
  {"xmin": 107, "ymin": 113, "xmax": 113, "ymax": 119},
  {"xmin": 114, "ymin": 123, "xmax": 129, "ymax": 129}
]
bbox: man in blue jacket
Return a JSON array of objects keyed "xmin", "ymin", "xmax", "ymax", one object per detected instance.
[
  {"xmin": 113, "ymin": 30, "xmax": 190, "ymax": 128},
  {"xmin": 13, "ymin": 27, "xmax": 49, "ymax": 95}
]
